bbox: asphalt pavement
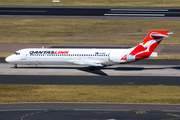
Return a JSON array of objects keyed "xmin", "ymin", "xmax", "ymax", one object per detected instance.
[
  {"xmin": 1, "ymin": 103, "xmax": 180, "ymax": 120},
  {"xmin": 0, "ymin": 6, "xmax": 180, "ymax": 17},
  {"xmin": 1, "ymin": 6, "xmax": 180, "ymax": 20},
  {"xmin": 0, "ymin": 75, "xmax": 180, "ymax": 85}
]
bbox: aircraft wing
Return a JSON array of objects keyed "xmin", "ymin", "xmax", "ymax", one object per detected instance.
[{"xmin": 72, "ymin": 61, "xmax": 103, "ymax": 67}]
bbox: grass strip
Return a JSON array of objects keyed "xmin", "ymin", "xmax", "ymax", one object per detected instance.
[
  {"xmin": 1, "ymin": 0, "xmax": 180, "ymax": 7},
  {"xmin": 1, "ymin": 53, "xmax": 180, "ymax": 59},
  {"xmin": 0, "ymin": 84, "xmax": 180, "ymax": 104},
  {"xmin": 150, "ymin": 55, "xmax": 180, "ymax": 60},
  {"xmin": 0, "ymin": 53, "xmax": 13, "ymax": 58},
  {"xmin": 0, "ymin": 19, "xmax": 179, "ymax": 44}
]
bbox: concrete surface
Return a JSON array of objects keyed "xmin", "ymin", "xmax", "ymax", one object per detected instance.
[{"xmin": 1, "ymin": 63, "xmax": 180, "ymax": 76}]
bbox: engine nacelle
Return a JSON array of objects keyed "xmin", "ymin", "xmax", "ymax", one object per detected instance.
[
  {"xmin": 109, "ymin": 53, "xmax": 124, "ymax": 62},
  {"xmin": 126, "ymin": 54, "xmax": 136, "ymax": 61},
  {"xmin": 109, "ymin": 54, "xmax": 135, "ymax": 62},
  {"xmin": 109, "ymin": 52, "xmax": 155, "ymax": 63}
]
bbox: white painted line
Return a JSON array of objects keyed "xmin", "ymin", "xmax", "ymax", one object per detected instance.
[
  {"xmin": 111, "ymin": 12, "xmax": 167, "ymax": 14},
  {"xmin": 0, "ymin": 109, "xmax": 48, "ymax": 112},
  {"xmin": 104, "ymin": 14, "xmax": 165, "ymax": 16},
  {"xmin": 0, "ymin": 10, "xmax": 46, "ymax": 13},
  {"xmin": 111, "ymin": 9, "xmax": 168, "ymax": 11},
  {"xmin": 74, "ymin": 109, "xmax": 130, "ymax": 111}
]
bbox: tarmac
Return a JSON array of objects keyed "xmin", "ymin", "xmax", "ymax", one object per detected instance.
[
  {"xmin": 0, "ymin": 75, "xmax": 180, "ymax": 85},
  {"xmin": 1, "ymin": 63, "xmax": 180, "ymax": 76},
  {"xmin": 1, "ymin": 103, "xmax": 180, "ymax": 120}
]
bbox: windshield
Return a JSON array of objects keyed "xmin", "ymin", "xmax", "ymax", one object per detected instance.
[{"xmin": 14, "ymin": 52, "xmax": 20, "ymax": 55}]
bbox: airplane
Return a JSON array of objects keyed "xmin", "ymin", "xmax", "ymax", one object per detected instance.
[{"xmin": 5, "ymin": 31, "xmax": 172, "ymax": 71}]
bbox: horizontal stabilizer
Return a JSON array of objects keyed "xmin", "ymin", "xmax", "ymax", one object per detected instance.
[{"xmin": 150, "ymin": 32, "xmax": 173, "ymax": 38}]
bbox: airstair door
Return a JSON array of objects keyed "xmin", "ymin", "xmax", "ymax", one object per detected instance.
[{"xmin": 21, "ymin": 52, "xmax": 26, "ymax": 60}]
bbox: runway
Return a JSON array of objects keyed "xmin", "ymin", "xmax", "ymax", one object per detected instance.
[
  {"xmin": 1, "ymin": 103, "xmax": 180, "ymax": 120},
  {"xmin": 0, "ymin": 6, "xmax": 180, "ymax": 20},
  {"xmin": 0, "ymin": 6, "xmax": 180, "ymax": 17},
  {"xmin": 0, "ymin": 63, "xmax": 180, "ymax": 76},
  {"xmin": 0, "ymin": 75, "xmax": 180, "ymax": 85}
]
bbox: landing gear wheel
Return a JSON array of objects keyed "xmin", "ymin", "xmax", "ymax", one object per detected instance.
[
  {"xmin": 14, "ymin": 64, "xmax": 18, "ymax": 69},
  {"xmin": 89, "ymin": 66, "xmax": 96, "ymax": 71}
]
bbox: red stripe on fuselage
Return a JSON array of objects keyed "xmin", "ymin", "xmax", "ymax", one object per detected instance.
[{"xmin": 54, "ymin": 51, "xmax": 69, "ymax": 54}]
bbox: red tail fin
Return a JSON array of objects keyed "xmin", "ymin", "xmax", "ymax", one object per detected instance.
[
  {"xmin": 120, "ymin": 31, "xmax": 172, "ymax": 61},
  {"xmin": 130, "ymin": 31, "xmax": 171, "ymax": 56},
  {"xmin": 129, "ymin": 31, "xmax": 172, "ymax": 60}
]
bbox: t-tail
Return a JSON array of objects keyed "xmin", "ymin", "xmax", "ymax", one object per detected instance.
[{"xmin": 121, "ymin": 31, "xmax": 173, "ymax": 62}]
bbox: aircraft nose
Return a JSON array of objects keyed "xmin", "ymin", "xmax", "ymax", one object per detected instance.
[{"xmin": 5, "ymin": 56, "xmax": 13, "ymax": 63}]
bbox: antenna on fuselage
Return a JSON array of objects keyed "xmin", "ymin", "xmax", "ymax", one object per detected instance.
[{"xmin": 42, "ymin": 46, "xmax": 44, "ymax": 49}]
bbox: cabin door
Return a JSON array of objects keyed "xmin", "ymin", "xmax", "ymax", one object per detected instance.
[{"xmin": 21, "ymin": 52, "xmax": 26, "ymax": 60}]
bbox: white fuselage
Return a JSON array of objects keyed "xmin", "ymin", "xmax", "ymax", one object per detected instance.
[{"xmin": 5, "ymin": 48, "xmax": 134, "ymax": 66}]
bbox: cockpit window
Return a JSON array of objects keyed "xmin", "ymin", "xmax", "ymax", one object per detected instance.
[{"xmin": 14, "ymin": 52, "xmax": 20, "ymax": 55}]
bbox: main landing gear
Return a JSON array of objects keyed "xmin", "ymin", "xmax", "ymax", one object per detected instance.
[
  {"xmin": 89, "ymin": 66, "xmax": 97, "ymax": 71},
  {"xmin": 13, "ymin": 64, "xmax": 18, "ymax": 69}
]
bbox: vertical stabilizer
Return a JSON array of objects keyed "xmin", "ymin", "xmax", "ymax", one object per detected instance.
[{"xmin": 124, "ymin": 31, "xmax": 172, "ymax": 61}]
